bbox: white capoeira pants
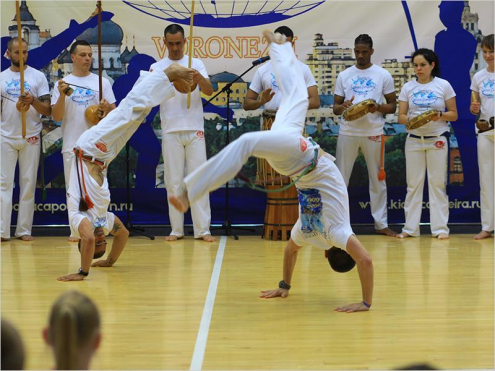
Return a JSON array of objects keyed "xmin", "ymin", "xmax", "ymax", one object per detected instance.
[
  {"xmin": 1, "ymin": 135, "xmax": 40, "ymax": 239},
  {"xmin": 76, "ymin": 69, "xmax": 174, "ymax": 164},
  {"xmin": 62, "ymin": 151, "xmax": 75, "ymax": 237},
  {"xmin": 402, "ymin": 135, "xmax": 449, "ymax": 237},
  {"xmin": 336, "ymin": 134, "xmax": 388, "ymax": 230},
  {"xmin": 62, "ymin": 151, "xmax": 75, "ymax": 189},
  {"xmin": 68, "ymin": 70, "xmax": 175, "ymax": 234},
  {"xmin": 478, "ymin": 134, "xmax": 494, "ymax": 232},
  {"xmin": 183, "ymin": 131, "xmax": 354, "ymax": 250},
  {"xmin": 182, "ymin": 38, "xmax": 354, "ymax": 250},
  {"xmin": 162, "ymin": 130, "xmax": 211, "ymax": 238}
]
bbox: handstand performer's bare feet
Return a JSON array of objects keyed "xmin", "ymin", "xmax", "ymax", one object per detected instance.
[
  {"xmin": 437, "ymin": 233, "xmax": 449, "ymax": 240},
  {"xmin": 474, "ymin": 230, "xmax": 492, "ymax": 240},
  {"xmin": 20, "ymin": 235, "xmax": 34, "ymax": 241},
  {"xmin": 200, "ymin": 235, "xmax": 216, "ymax": 242},
  {"xmin": 376, "ymin": 227, "xmax": 397, "ymax": 237},
  {"xmin": 262, "ymin": 29, "xmax": 286, "ymax": 45},
  {"xmin": 68, "ymin": 237, "xmax": 79, "ymax": 242},
  {"xmin": 164, "ymin": 235, "xmax": 184, "ymax": 242},
  {"xmin": 169, "ymin": 192, "xmax": 190, "ymax": 213},
  {"xmin": 396, "ymin": 232, "xmax": 411, "ymax": 239}
]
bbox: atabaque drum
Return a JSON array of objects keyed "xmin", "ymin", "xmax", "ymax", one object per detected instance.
[{"xmin": 258, "ymin": 109, "xmax": 299, "ymax": 241}]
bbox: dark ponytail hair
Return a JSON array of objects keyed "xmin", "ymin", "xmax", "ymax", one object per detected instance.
[{"xmin": 412, "ymin": 48, "xmax": 440, "ymax": 78}]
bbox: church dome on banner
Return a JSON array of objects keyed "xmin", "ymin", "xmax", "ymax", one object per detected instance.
[
  {"xmin": 76, "ymin": 20, "xmax": 123, "ymax": 45},
  {"xmin": 122, "ymin": 0, "xmax": 325, "ymax": 28},
  {"xmin": 210, "ymin": 72, "xmax": 244, "ymax": 84}
]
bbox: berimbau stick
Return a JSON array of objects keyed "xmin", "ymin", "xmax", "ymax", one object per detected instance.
[
  {"xmin": 15, "ymin": 1, "xmax": 26, "ymax": 138},
  {"xmin": 187, "ymin": 0, "xmax": 195, "ymax": 109}
]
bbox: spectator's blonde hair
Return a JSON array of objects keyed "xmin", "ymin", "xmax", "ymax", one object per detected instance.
[{"xmin": 48, "ymin": 291, "xmax": 100, "ymax": 370}]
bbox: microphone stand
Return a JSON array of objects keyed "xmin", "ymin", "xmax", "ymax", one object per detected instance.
[
  {"xmin": 203, "ymin": 59, "xmax": 268, "ymax": 239},
  {"xmin": 124, "ymin": 141, "xmax": 155, "ymax": 240}
]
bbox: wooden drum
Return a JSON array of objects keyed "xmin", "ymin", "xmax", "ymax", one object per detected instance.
[{"xmin": 258, "ymin": 110, "xmax": 299, "ymax": 241}]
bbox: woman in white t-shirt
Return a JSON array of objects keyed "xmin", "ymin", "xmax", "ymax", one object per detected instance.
[
  {"xmin": 397, "ymin": 48, "xmax": 458, "ymax": 239},
  {"xmin": 470, "ymin": 34, "xmax": 494, "ymax": 240}
]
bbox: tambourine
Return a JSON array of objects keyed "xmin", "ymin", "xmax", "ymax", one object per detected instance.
[
  {"xmin": 342, "ymin": 99, "xmax": 377, "ymax": 121},
  {"xmin": 406, "ymin": 110, "xmax": 440, "ymax": 130}
]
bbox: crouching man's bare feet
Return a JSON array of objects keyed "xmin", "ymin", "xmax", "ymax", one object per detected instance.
[
  {"xmin": 200, "ymin": 234, "xmax": 216, "ymax": 242},
  {"xmin": 474, "ymin": 230, "xmax": 492, "ymax": 240},
  {"xmin": 19, "ymin": 235, "xmax": 34, "ymax": 241},
  {"xmin": 376, "ymin": 227, "xmax": 397, "ymax": 237},
  {"xmin": 169, "ymin": 192, "xmax": 190, "ymax": 213},
  {"xmin": 164, "ymin": 235, "xmax": 183, "ymax": 242},
  {"xmin": 262, "ymin": 29, "xmax": 286, "ymax": 45}
]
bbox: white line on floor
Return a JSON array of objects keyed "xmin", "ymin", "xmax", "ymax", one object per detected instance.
[{"xmin": 190, "ymin": 236, "xmax": 227, "ymax": 371}]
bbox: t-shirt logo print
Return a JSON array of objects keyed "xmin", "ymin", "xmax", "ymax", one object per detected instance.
[
  {"xmin": 351, "ymin": 76, "xmax": 376, "ymax": 96},
  {"xmin": 26, "ymin": 136, "xmax": 39, "ymax": 145},
  {"xmin": 70, "ymin": 87, "xmax": 97, "ymax": 107},
  {"xmin": 270, "ymin": 73, "xmax": 279, "ymax": 92},
  {"xmin": 412, "ymin": 90, "xmax": 438, "ymax": 108},
  {"xmin": 481, "ymin": 79, "xmax": 494, "ymax": 99},
  {"xmin": 298, "ymin": 189, "xmax": 326, "ymax": 238},
  {"xmin": 95, "ymin": 141, "xmax": 108, "ymax": 153},
  {"xmin": 434, "ymin": 140, "xmax": 445, "ymax": 149},
  {"xmin": 5, "ymin": 79, "xmax": 31, "ymax": 98},
  {"xmin": 299, "ymin": 138, "xmax": 307, "ymax": 152}
]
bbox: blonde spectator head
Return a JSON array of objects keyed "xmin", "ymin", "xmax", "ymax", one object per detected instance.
[{"xmin": 43, "ymin": 291, "xmax": 101, "ymax": 370}]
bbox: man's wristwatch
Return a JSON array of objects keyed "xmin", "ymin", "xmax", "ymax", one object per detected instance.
[
  {"xmin": 78, "ymin": 268, "xmax": 89, "ymax": 277},
  {"xmin": 279, "ymin": 280, "xmax": 291, "ymax": 290}
]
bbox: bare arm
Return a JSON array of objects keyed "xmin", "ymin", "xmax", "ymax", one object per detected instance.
[
  {"xmin": 332, "ymin": 94, "xmax": 354, "ymax": 115},
  {"xmin": 372, "ymin": 91, "xmax": 397, "ymax": 114},
  {"xmin": 335, "ymin": 235, "xmax": 374, "ymax": 313},
  {"xmin": 57, "ymin": 218, "xmax": 94, "ymax": 281},
  {"xmin": 243, "ymin": 88, "xmax": 274, "ymax": 111},
  {"xmin": 198, "ymin": 77, "xmax": 213, "ymax": 96},
  {"xmin": 92, "ymin": 216, "xmax": 128, "ymax": 267},
  {"xmin": 260, "ymin": 238, "xmax": 302, "ymax": 299},
  {"xmin": 398, "ymin": 101, "xmax": 409, "ymax": 125},
  {"xmin": 18, "ymin": 93, "xmax": 51, "ymax": 116},
  {"xmin": 441, "ymin": 96, "xmax": 458, "ymax": 122},
  {"xmin": 51, "ymin": 81, "xmax": 69, "ymax": 122},
  {"xmin": 307, "ymin": 85, "xmax": 320, "ymax": 109}
]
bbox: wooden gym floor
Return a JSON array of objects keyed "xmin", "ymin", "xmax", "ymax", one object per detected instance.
[{"xmin": 2, "ymin": 234, "xmax": 494, "ymax": 370}]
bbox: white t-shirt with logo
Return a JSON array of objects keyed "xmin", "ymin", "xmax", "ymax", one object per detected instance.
[
  {"xmin": 470, "ymin": 68, "xmax": 494, "ymax": 137},
  {"xmin": 51, "ymin": 73, "xmax": 116, "ymax": 154},
  {"xmin": 1, "ymin": 66, "xmax": 49, "ymax": 138},
  {"xmin": 150, "ymin": 56, "xmax": 208, "ymax": 134},
  {"xmin": 249, "ymin": 60, "xmax": 317, "ymax": 110},
  {"xmin": 334, "ymin": 64, "xmax": 395, "ymax": 136},
  {"xmin": 399, "ymin": 77, "xmax": 455, "ymax": 137}
]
